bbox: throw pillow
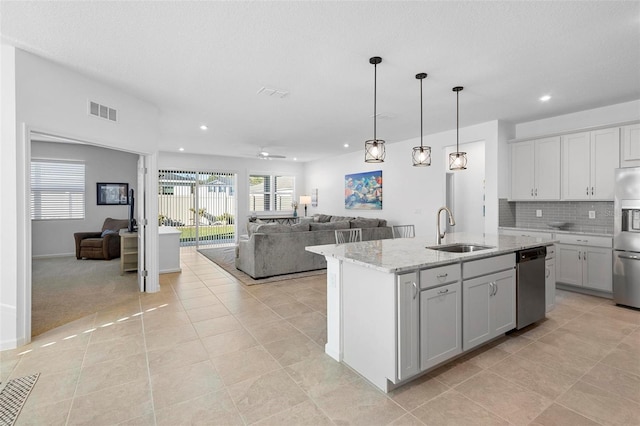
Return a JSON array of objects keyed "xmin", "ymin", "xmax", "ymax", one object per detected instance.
[
  {"xmin": 313, "ymin": 214, "xmax": 332, "ymax": 223},
  {"xmin": 290, "ymin": 222, "xmax": 310, "ymax": 232},
  {"xmin": 378, "ymin": 219, "xmax": 388, "ymax": 227},
  {"xmin": 100, "ymin": 229, "xmax": 119, "ymax": 237},
  {"xmin": 350, "ymin": 217, "xmax": 380, "ymax": 228},
  {"xmin": 310, "ymin": 221, "xmax": 350, "ymax": 231}
]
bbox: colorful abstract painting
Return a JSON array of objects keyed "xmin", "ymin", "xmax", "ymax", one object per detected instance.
[{"xmin": 345, "ymin": 170, "xmax": 382, "ymax": 210}]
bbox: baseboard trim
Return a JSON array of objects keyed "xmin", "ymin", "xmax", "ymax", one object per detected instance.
[
  {"xmin": 159, "ymin": 268, "xmax": 182, "ymax": 274},
  {"xmin": 32, "ymin": 253, "xmax": 75, "ymax": 259},
  {"xmin": 556, "ymin": 282, "xmax": 613, "ymax": 299}
]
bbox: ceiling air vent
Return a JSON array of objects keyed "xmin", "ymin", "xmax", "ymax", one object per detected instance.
[{"xmin": 89, "ymin": 101, "xmax": 117, "ymax": 122}]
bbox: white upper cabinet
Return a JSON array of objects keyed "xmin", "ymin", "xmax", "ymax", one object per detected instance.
[
  {"xmin": 510, "ymin": 136, "xmax": 560, "ymax": 201},
  {"xmin": 621, "ymin": 123, "xmax": 640, "ymax": 168},
  {"xmin": 561, "ymin": 128, "xmax": 620, "ymax": 200}
]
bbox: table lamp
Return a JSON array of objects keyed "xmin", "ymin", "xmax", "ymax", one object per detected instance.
[{"xmin": 299, "ymin": 195, "xmax": 312, "ymax": 216}]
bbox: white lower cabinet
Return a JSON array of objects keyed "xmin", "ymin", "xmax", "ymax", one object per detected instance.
[
  {"xmin": 556, "ymin": 235, "xmax": 613, "ymax": 292},
  {"xmin": 545, "ymin": 256, "xmax": 556, "ymax": 313},
  {"xmin": 397, "ymin": 271, "xmax": 420, "ymax": 381},
  {"xmin": 420, "ymin": 281, "xmax": 462, "ymax": 371},
  {"xmin": 462, "ymin": 269, "xmax": 516, "ymax": 351}
]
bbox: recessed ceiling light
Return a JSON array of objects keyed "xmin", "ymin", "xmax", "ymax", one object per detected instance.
[
  {"xmin": 179, "ymin": 147, "xmax": 184, "ymax": 152},
  {"xmin": 293, "ymin": 157, "xmax": 298, "ymax": 161},
  {"xmin": 344, "ymin": 143, "xmax": 349, "ymax": 148},
  {"xmin": 539, "ymin": 95, "xmax": 551, "ymax": 102},
  {"xmin": 200, "ymin": 124, "xmax": 208, "ymax": 130}
]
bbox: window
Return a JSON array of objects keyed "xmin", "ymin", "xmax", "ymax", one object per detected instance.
[
  {"xmin": 31, "ymin": 160, "xmax": 85, "ymax": 220},
  {"xmin": 249, "ymin": 174, "xmax": 294, "ymax": 212}
]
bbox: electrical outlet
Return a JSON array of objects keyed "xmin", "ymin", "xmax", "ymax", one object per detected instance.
[
  {"xmin": 536, "ymin": 209, "xmax": 542, "ymax": 217},
  {"xmin": 589, "ymin": 211, "xmax": 596, "ymax": 219}
]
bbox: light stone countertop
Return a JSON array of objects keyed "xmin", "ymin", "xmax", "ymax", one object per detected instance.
[
  {"xmin": 498, "ymin": 226, "xmax": 613, "ymax": 238},
  {"xmin": 305, "ymin": 232, "xmax": 557, "ymax": 274}
]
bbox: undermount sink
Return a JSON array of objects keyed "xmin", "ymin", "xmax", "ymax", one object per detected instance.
[{"xmin": 427, "ymin": 243, "xmax": 495, "ymax": 253}]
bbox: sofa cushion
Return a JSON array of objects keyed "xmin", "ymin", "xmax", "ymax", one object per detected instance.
[
  {"xmin": 350, "ymin": 217, "xmax": 380, "ymax": 228},
  {"xmin": 80, "ymin": 238, "xmax": 105, "ymax": 248},
  {"xmin": 313, "ymin": 214, "xmax": 332, "ymax": 223},
  {"xmin": 310, "ymin": 221, "xmax": 350, "ymax": 231},
  {"xmin": 330, "ymin": 215, "xmax": 355, "ymax": 222},
  {"xmin": 247, "ymin": 222, "xmax": 263, "ymax": 236},
  {"xmin": 256, "ymin": 223, "xmax": 311, "ymax": 234}
]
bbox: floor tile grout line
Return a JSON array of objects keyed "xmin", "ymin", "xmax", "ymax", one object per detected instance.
[{"xmin": 138, "ymin": 295, "xmax": 159, "ymax": 426}]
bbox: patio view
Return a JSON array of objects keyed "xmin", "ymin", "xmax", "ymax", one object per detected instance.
[{"xmin": 158, "ymin": 170, "xmax": 237, "ymax": 246}]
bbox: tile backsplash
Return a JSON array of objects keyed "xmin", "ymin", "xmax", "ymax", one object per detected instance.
[{"xmin": 499, "ymin": 199, "xmax": 614, "ymax": 234}]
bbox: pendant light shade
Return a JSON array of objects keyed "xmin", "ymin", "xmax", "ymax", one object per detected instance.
[
  {"xmin": 412, "ymin": 73, "xmax": 431, "ymax": 167},
  {"xmin": 365, "ymin": 56, "xmax": 386, "ymax": 163},
  {"xmin": 449, "ymin": 86, "xmax": 467, "ymax": 170}
]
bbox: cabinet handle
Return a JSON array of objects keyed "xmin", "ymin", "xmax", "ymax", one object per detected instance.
[
  {"xmin": 578, "ymin": 251, "xmax": 581, "ymax": 260},
  {"xmin": 591, "ymin": 187, "xmax": 594, "ymax": 196},
  {"xmin": 438, "ymin": 288, "xmax": 449, "ymax": 295},
  {"xmin": 489, "ymin": 282, "xmax": 494, "ymax": 296},
  {"xmin": 437, "ymin": 273, "xmax": 448, "ymax": 279},
  {"xmin": 586, "ymin": 187, "xmax": 589, "ymax": 195},
  {"xmin": 546, "ymin": 268, "xmax": 550, "ymax": 278},
  {"xmin": 494, "ymin": 282, "xmax": 499, "ymax": 296},
  {"xmin": 584, "ymin": 252, "xmax": 587, "ymax": 261},
  {"xmin": 535, "ymin": 188, "xmax": 538, "ymax": 196},
  {"xmin": 619, "ymin": 254, "xmax": 640, "ymax": 260},
  {"xmin": 531, "ymin": 189, "xmax": 534, "ymax": 197},
  {"xmin": 412, "ymin": 282, "xmax": 418, "ymax": 300}
]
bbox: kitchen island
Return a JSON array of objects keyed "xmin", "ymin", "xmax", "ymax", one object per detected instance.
[{"xmin": 306, "ymin": 232, "xmax": 555, "ymax": 392}]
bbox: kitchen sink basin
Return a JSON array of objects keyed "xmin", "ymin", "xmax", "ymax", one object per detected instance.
[{"xmin": 427, "ymin": 243, "xmax": 495, "ymax": 253}]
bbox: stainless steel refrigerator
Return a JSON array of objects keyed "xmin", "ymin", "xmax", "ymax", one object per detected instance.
[{"xmin": 613, "ymin": 167, "xmax": 640, "ymax": 308}]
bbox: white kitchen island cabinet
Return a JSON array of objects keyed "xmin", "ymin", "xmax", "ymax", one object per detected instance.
[{"xmin": 307, "ymin": 232, "xmax": 555, "ymax": 393}]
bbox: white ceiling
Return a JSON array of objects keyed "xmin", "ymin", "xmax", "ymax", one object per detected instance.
[{"xmin": 2, "ymin": 1, "xmax": 639, "ymax": 162}]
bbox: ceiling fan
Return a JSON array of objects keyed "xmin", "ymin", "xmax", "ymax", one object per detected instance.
[{"xmin": 257, "ymin": 148, "xmax": 286, "ymax": 160}]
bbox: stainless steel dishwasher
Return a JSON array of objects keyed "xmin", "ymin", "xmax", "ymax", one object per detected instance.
[{"xmin": 516, "ymin": 246, "xmax": 547, "ymax": 329}]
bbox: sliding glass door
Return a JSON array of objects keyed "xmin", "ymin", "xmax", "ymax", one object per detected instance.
[{"xmin": 158, "ymin": 170, "xmax": 236, "ymax": 247}]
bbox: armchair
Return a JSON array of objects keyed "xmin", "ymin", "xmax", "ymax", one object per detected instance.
[{"xmin": 74, "ymin": 218, "xmax": 129, "ymax": 260}]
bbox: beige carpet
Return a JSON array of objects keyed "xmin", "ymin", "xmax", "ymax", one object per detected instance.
[
  {"xmin": 197, "ymin": 246, "xmax": 326, "ymax": 285},
  {"xmin": 32, "ymin": 256, "xmax": 139, "ymax": 337}
]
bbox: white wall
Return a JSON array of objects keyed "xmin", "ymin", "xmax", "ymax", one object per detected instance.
[
  {"xmin": 31, "ymin": 141, "xmax": 138, "ymax": 257},
  {"xmin": 158, "ymin": 152, "xmax": 306, "ymax": 232},
  {"xmin": 304, "ymin": 120, "xmax": 502, "ymax": 241},
  {"xmin": 0, "ymin": 46, "xmax": 160, "ymax": 349},
  {"xmin": 444, "ymin": 141, "xmax": 485, "ymax": 234},
  {"xmin": 515, "ymin": 100, "xmax": 640, "ymax": 139}
]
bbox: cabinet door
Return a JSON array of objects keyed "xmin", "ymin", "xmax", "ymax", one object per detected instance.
[
  {"xmin": 535, "ymin": 136, "xmax": 561, "ymax": 200},
  {"xmin": 462, "ymin": 276, "xmax": 491, "ymax": 351},
  {"xmin": 591, "ymin": 128, "xmax": 620, "ymax": 200},
  {"xmin": 562, "ymin": 132, "xmax": 591, "ymax": 200},
  {"xmin": 491, "ymin": 270, "xmax": 516, "ymax": 336},
  {"xmin": 397, "ymin": 272, "xmax": 420, "ymax": 381},
  {"xmin": 511, "ymin": 141, "xmax": 535, "ymax": 200},
  {"xmin": 621, "ymin": 123, "xmax": 640, "ymax": 168},
  {"xmin": 584, "ymin": 247, "xmax": 613, "ymax": 292},
  {"xmin": 420, "ymin": 282, "xmax": 462, "ymax": 371},
  {"xmin": 556, "ymin": 244, "xmax": 582, "ymax": 286},
  {"xmin": 546, "ymin": 258, "xmax": 556, "ymax": 313}
]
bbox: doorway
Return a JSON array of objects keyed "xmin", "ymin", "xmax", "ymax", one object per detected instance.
[{"xmin": 25, "ymin": 129, "xmax": 156, "ymax": 339}]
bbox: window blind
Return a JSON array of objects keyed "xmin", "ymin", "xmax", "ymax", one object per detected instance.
[{"xmin": 31, "ymin": 160, "xmax": 85, "ymax": 220}]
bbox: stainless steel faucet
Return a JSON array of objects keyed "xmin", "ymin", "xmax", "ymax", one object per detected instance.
[{"xmin": 436, "ymin": 206, "xmax": 456, "ymax": 245}]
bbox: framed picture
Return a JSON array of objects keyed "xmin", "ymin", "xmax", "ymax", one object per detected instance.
[
  {"xmin": 345, "ymin": 170, "xmax": 382, "ymax": 210},
  {"xmin": 97, "ymin": 182, "xmax": 129, "ymax": 205},
  {"xmin": 311, "ymin": 188, "xmax": 318, "ymax": 207}
]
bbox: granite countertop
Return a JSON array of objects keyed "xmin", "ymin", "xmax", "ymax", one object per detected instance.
[
  {"xmin": 498, "ymin": 226, "xmax": 613, "ymax": 238},
  {"xmin": 305, "ymin": 232, "xmax": 557, "ymax": 274}
]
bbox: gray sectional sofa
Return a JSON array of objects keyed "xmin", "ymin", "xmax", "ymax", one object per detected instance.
[{"xmin": 235, "ymin": 214, "xmax": 393, "ymax": 279}]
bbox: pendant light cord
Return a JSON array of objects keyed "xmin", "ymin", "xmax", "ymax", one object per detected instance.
[
  {"xmin": 420, "ymin": 78, "xmax": 423, "ymax": 148},
  {"xmin": 373, "ymin": 63, "xmax": 377, "ymax": 142},
  {"xmin": 456, "ymin": 89, "xmax": 459, "ymax": 152}
]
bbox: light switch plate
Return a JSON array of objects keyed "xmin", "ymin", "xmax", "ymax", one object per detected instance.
[
  {"xmin": 589, "ymin": 211, "xmax": 596, "ymax": 219},
  {"xmin": 536, "ymin": 209, "xmax": 542, "ymax": 217}
]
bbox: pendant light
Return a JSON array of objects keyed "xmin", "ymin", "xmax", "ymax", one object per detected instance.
[
  {"xmin": 365, "ymin": 56, "xmax": 385, "ymax": 163},
  {"xmin": 412, "ymin": 73, "xmax": 431, "ymax": 166},
  {"xmin": 449, "ymin": 86, "xmax": 467, "ymax": 170}
]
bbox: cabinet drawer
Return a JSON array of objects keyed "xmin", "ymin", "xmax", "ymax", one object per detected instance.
[
  {"xmin": 420, "ymin": 264, "xmax": 460, "ymax": 289},
  {"xmin": 556, "ymin": 234, "xmax": 612, "ymax": 248},
  {"xmin": 463, "ymin": 254, "xmax": 515, "ymax": 279}
]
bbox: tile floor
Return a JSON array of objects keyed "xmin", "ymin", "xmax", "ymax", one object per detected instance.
[{"xmin": 1, "ymin": 247, "xmax": 639, "ymax": 425}]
